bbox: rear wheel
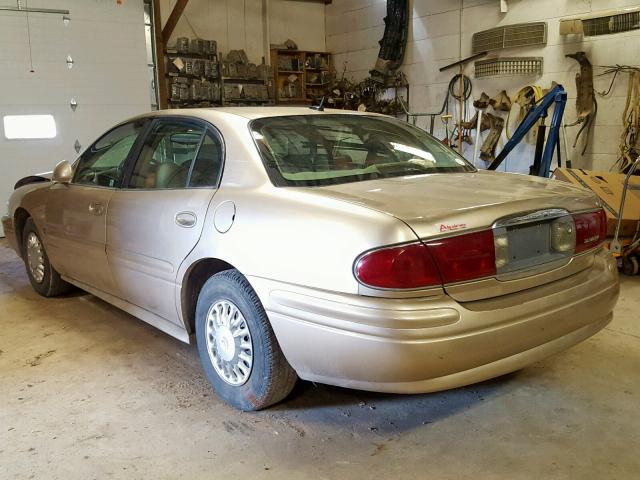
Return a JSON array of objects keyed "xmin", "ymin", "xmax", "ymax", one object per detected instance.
[
  {"xmin": 195, "ymin": 269, "xmax": 297, "ymax": 410},
  {"xmin": 22, "ymin": 218, "xmax": 72, "ymax": 297}
]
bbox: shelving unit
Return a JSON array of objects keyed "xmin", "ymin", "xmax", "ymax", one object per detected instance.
[
  {"xmin": 164, "ymin": 45, "xmax": 275, "ymax": 108},
  {"xmin": 165, "ymin": 47, "xmax": 222, "ymax": 108},
  {"xmin": 270, "ymin": 49, "xmax": 332, "ymax": 105},
  {"xmin": 221, "ymin": 77, "xmax": 272, "ymax": 106}
]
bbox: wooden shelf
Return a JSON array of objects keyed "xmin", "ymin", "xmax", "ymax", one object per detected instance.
[
  {"xmin": 164, "ymin": 44, "xmax": 222, "ymax": 109},
  {"xmin": 222, "ymin": 77, "xmax": 269, "ymax": 83},
  {"xmin": 278, "ymin": 97, "xmax": 312, "ymax": 103},
  {"xmin": 165, "ymin": 50, "xmax": 217, "ymax": 60},
  {"xmin": 271, "ymin": 48, "xmax": 332, "ymax": 105},
  {"xmin": 167, "ymin": 72, "xmax": 218, "ymax": 80},
  {"xmin": 225, "ymin": 98, "xmax": 272, "ymax": 103}
]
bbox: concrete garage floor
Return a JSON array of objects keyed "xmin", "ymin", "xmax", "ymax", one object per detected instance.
[{"xmin": 1, "ymin": 238, "xmax": 639, "ymax": 480}]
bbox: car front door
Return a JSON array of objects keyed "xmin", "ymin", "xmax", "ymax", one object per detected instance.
[
  {"xmin": 45, "ymin": 119, "xmax": 148, "ymax": 294},
  {"xmin": 106, "ymin": 118, "xmax": 223, "ymax": 324}
]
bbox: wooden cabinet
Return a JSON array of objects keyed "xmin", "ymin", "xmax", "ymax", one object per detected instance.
[{"xmin": 270, "ymin": 49, "xmax": 331, "ymax": 105}]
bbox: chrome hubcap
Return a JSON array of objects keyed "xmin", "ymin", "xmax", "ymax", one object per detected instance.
[
  {"xmin": 26, "ymin": 232, "xmax": 45, "ymax": 284},
  {"xmin": 205, "ymin": 300, "xmax": 253, "ymax": 386}
]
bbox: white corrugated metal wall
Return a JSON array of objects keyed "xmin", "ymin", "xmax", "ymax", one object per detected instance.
[{"xmin": 0, "ymin": 0, "xmax": 151, "ymax": 236}]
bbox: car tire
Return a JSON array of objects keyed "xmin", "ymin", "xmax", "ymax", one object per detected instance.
[
  {"xmin": 195, "ymin": 269, "xmax": 297, "ymax": 411},
  {"xmin": 22, "ymin": 218, "xmax": 72, "ymax": 297}
]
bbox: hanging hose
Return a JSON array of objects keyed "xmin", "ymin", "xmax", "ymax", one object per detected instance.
[
  {"xmin": 444, "ymin": 74, "xmax": 473, "ymax": 144},
  {"xmin": 448, "ymin": 74, "xmax": 472, "ymax": 102},
  {"xmin": 433, "ymin": 74, "xmax": 472, "ymax": 117},
  {"xmin": 399, "ymin": 74, "xmax": 472, "ymax": 135}
]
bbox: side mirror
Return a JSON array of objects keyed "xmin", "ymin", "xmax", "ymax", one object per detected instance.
[{"xmin": 52, "ymin": 160, "xmax": 73, "ymax": 184}]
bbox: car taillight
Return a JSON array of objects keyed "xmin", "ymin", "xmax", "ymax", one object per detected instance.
[
  {"xmin": 355, "ymin": 230, "xmax": 497, "ymax": 289},
  {"xmin": 426, "ymin": 230, "xmax": 497, "ymax": 283},
  {"xmin": 354, "ymin": 243, "xmax": 441, "ymax": 289},
  {"xmin": 355, "ymin": 210, "xmax": 606, "ymax": 291},
  {"xmin": 573, "ymin": 209, "xmax": 607, "ymax": 253}
]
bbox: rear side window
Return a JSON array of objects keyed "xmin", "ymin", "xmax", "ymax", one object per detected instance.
[
  {"xmin": 189, "ymin": 133, "xmax": 223, "ymax": 187},
  {"xmin": 127, "ymin": 119, "xmax": 223, "ymax": 189},
  {"xmin": 74, "ymin": 119, "xmax": 146, "ymax": 187}
]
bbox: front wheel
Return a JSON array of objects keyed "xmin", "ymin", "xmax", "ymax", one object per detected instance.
[
  {"xmin": 195, "ymin": 269, "xmax": 297, "ymax": 410},
  {"xmin": 22, "ymin": 218, "xmax": 72, "ymax": 297}
]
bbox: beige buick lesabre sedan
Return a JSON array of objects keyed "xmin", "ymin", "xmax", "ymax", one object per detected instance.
[{"xmin": 2, "ymin": 107, "xmax": 619, "ymax": 410}]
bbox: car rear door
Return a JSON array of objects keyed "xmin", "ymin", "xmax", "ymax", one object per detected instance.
[
  {"xmin": 106, "ymin": 117, "xmax": 223, "ymax": 324},
  {"xmin": 45, "ymin": 119, "xmax": 148, "ymax": 294}
]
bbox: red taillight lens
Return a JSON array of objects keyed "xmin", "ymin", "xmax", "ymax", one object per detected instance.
[
  {"xmin": 355, "ymin": 230, "xmax": 497, "ymax": 289},
  {"xmin": 573, "ymin": 209, "xmax": 607, "ymax": 253},
  {"xmin": 426, "ymin": 230, "xmax": 497, "ymax": 283},
  {"xmin": 355, "ymin": 243, "xmax": 442, "ymax": 289}
]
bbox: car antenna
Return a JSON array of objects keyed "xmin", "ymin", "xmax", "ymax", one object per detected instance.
[{"xmin": 310, "ymin": 96, "xmax": 325, "ymax": 111}]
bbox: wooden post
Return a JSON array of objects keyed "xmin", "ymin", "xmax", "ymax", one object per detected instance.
[
  {"xmin": 153, "ymin": 0, "xmax": 189, "ymax": 109},
  {"xmin": 153, "ymin": 0, "xmax": 167, "ymax": 109}
]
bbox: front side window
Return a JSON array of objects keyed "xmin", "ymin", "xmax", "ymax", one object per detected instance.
[
  {"xmin": 250, "ymin": 114, "xmax": 475, "ymax": 187},
  {"xmin": 74, "ymin": 119, "xmax": 146, "ymax": 187},
  {"xmin": 128, "ymin": 120, "xmax": 210, "ymax": 189}
]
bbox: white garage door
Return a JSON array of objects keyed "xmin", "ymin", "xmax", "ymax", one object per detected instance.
[{"xmin": 0, "ymin": 0, "xmax": 151, "ymax": 236}]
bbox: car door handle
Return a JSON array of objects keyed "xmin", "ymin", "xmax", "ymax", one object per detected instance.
[
  {"xmin": 88, "ymin": 202, "xmax": 104, "ymax": 216},
  {"xmin": 175, "ymin": 211, "xmax": 197, "ymax": 228}
]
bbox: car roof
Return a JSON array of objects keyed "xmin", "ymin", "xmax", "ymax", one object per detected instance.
[{"xmin": 141, "ymin": 106, "xmax": 385, "ymax": 121}]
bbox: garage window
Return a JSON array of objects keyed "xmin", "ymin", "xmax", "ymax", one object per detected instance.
[{"xmin": 3, "ymin": 114, "xmax": 57, "ymax": 139}]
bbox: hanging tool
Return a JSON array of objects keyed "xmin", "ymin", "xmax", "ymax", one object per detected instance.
[
  {"xmin": 480, "ymin": 113, "xmax": 505, "ymax": 163},
  {"xmin": 440, "ymin": 114, "xmax": 453, "ymax": 145},
  {"xmin": 565, "ymin": 52, "xmax": 597, "ymax": 156},
  {"xmin": 487, "ymin": 84, "xmax": 567, "ymax": 177},
  {"xmin": 472, "ymin": 107, "xmax": 485, "ymax": 166}
]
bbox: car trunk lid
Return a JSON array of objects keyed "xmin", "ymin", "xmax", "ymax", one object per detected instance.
[
  {"xmin": 308, "ymin": 170, "xmax": 602, "ymax": 300},
  {"xmin": 312, "ymin": 171, "xmax": 597, "ymax": 237}
]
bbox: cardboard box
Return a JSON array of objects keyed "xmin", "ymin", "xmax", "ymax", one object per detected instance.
[{"xmin": 552, "ymin": 168, "xmax": 640, "ymax": 237}]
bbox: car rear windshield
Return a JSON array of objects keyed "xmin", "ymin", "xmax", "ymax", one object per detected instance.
[{"xmin": 250, "ymin": 114, "xmax": 475, "ymax": 187}]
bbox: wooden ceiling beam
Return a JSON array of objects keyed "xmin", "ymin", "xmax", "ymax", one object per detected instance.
[{"xmin": 161, "ymin": 0, "xmax": 189, "ymax": 43}]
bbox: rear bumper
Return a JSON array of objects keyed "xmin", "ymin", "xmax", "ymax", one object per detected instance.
[{"xmin": 252, "ymin": 249, "xmax": 619, "ymax": 393}]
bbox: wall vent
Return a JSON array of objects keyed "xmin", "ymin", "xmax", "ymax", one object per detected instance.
[
  {"xmin": 582, "ymin": 10, "xmax": 640, "ymax": 36},
  {"xmin": 560, "ymin": 7, "xmax": 640, "ymax": 36},
  {"xmin": 474, "ymin": 57, "xmax": 543, "ymax": 78},
  {"xmin": 472, "ymin": 22, "xmax": 547, "ymax": 54}
]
